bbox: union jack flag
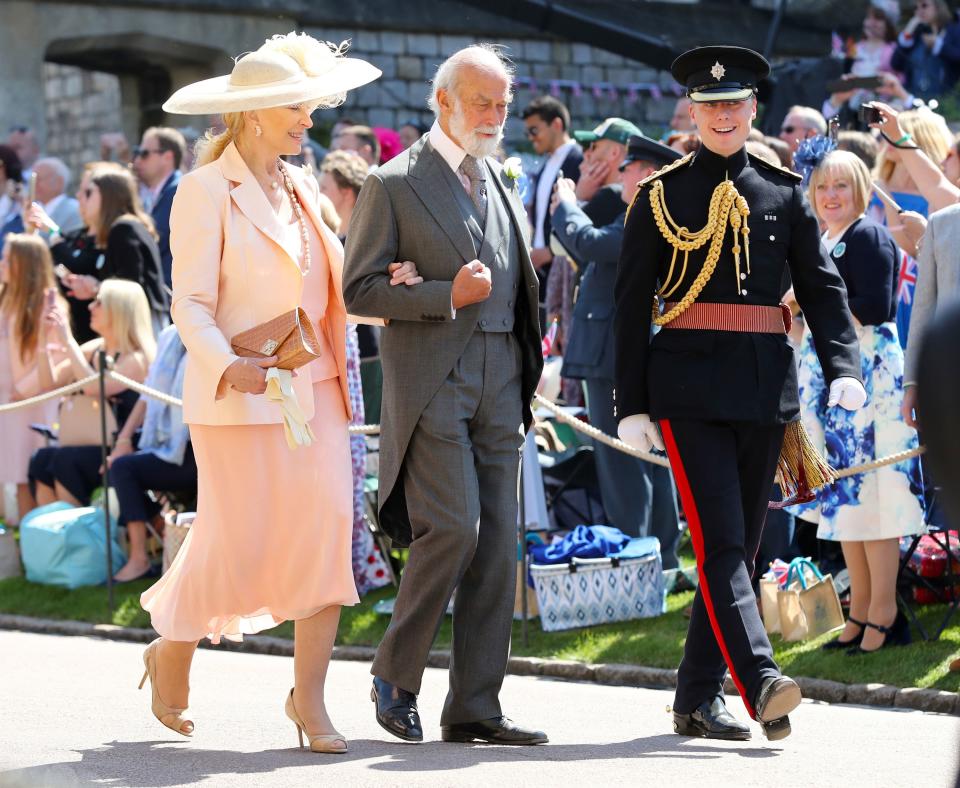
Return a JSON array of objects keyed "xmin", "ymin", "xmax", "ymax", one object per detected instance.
[
  {"xmin": 541, "ymin": 319, "xmax": 559, "ymax": 359},
  {"xmin": 897, "ymin": 251, "xmax": 918, "ymax": 305}
]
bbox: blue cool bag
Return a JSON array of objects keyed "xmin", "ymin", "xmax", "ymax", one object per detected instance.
[{"xmin": 19, "ymin": 502, "xmax": 126, "ymax": 588}]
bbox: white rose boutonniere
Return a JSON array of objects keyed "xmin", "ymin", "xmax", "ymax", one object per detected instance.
[{"xmin": 503, "ymin": 156, "xmax": 523, "ymax": 187}]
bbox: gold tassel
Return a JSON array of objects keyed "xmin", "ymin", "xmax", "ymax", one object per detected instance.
[{"xmin": 770, "ymin": 421, "xmax": 837, "ymax": 509}]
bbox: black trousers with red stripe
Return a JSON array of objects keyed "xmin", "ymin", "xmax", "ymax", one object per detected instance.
[{"xmin": 660, "ymin": 418, "xmax": 785, "ymax": 719}]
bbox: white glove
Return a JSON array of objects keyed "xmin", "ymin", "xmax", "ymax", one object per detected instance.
[
  {"xmin": 827, "ymin": 376, "xmax": 867, "ymax": 411},
  {"xmin": 265, "ymin": 368, "xmax": 316, "ymax": 449},
  {"xmin": 617, "ymin": 413, "xmax": 665, "ymax": 453}
]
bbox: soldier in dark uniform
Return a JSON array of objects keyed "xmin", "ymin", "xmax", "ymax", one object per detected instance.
[{"xmin": 614, "ymin": 46, "xmax": 866, "ymax": 742}]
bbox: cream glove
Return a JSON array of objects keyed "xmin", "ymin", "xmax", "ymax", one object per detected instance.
[
  {"xmin": 827, "ymin": 376, "xmax": 867, "ymax": 411},
  {"xmin": 265, "ymin": 368, "xmax": 316, "ymax": 449},
  {"xmin": 617, "ymin": 413, "xmax": 665, "ymax": 453}
]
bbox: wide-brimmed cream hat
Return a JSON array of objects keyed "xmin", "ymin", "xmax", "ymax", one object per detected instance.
[{"xmin": 163, "ymin": 32, "xmax": 380, "ymax": 114}]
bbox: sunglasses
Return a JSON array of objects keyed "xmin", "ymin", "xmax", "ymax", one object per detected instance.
[
  {"xmin": 82, "ymin": 188, "xmax": 96, "ymax": 198},
  {"xmin": 781, "ymin": 125, "xmax": 799, "ymax": 134},
  {"xmin": 7, "ymin": 125, "xmax": 29, "ymax": 134},
  {"xmin": 133, "ymin": 147, "xmax": 164, "ymax": 159},
  {"xmin": 524, "ymin": 126, "xmax": 542, "ymax": 138}
]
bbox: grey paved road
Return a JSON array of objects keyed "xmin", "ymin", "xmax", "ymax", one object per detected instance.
[{"xmin": 1, "ymin": 630, "xmax": 957, "ymax": 788}]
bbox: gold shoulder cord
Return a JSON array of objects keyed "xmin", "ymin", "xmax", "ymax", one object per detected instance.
[{"xmin": 647, "ymin": 178, "xmax": 751, "ymax": 325}]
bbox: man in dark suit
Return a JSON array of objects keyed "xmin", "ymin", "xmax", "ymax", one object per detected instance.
[
  {"xmin": 550, "ymin": 134, "xmax": 682, "ymax": 566},
  {"xmin": 615, "ymin": 46, "xmax": 864, "ymax": 742},
  {"xmin": 133, "ymin": 126, "xmax": 185, "ymax": 288},
  {"xmin": 521, "ymin": 96, "xmax": 583, "ymax": 273},
  {"xmin": 343, "ymin": 45, "xmax": 546, "ymax": 746}
]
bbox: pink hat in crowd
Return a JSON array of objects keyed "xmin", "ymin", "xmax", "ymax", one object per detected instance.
[{"xmin": 373, "ymin": 127, "xmax": 402, "ymax": 164}]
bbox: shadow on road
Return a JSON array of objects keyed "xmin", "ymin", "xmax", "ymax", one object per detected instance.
[{"xmin": 0, "ymin": 734, "xmax": 783, "ymax": 786}]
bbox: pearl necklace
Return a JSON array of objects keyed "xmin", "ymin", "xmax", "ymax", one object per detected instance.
[{"xmin": 276, "ymin": 160, "xmax": 311, "ymax": 277}]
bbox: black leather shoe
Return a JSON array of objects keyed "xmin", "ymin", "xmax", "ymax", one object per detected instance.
[
  {"xmin": 847, "ymin": 610, "xmax": 911, "ymax": 655},
  {"xmin": 754, "ymin": 676, "xmax": 802, "ymax": 741},
  {"xmin": 821, "ymin": 617, "xmax": 866, "ymax": 650},
  {"xmin": 371, "ymin": 677, "xmax": 423, "ymax": 742},
  {"xmin": 672, "ymin": 697, "xmax": 751, "ymax": 741},
  {"xmin": 441, "ymin": 716, "xmax": 548, "ymax": 745}
]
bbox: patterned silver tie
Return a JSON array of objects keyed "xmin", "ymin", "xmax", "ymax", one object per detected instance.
[{"xmin": 458, "ymin": 154, "xmax": 488, "ymax": 222}]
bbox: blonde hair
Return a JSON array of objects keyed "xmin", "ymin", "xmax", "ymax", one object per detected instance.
[
  {"xmin": 808, "ymin": 150, "xmax": 873, "ymax": 223},
  {"xmin": 193, "ymin": 32, "xmax": 349, "ymax": 167},
  {"xmin": 97, "ymin": 279, "xmax": 156, "ymax": 363},
  {"xmin": 877, "ymin": 108, "xmax": 953, "ymax": 182},
  {"xmin": 0, "ymin": 234, "xmax": 67, "ymax": 363}
]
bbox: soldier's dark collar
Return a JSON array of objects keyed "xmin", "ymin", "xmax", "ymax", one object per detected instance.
[{"xmin": 693, "ymin": 144, "xmax": 749, "ymax": 180}]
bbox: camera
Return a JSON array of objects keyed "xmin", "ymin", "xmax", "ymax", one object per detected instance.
[{"xmin": 858, "ymin": 103, "xmax": 882, "ymax": 126}]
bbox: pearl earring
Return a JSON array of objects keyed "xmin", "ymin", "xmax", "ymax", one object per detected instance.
[{"xmin": 255, "ymin": 125, "xmax": 262, "ymax": 137}]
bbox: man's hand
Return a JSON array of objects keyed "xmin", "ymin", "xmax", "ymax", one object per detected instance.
[
  {"xmin": 222, "ymin": 355, "xmax": 278, "ymax": 395},
  {"xmin": 901, "ymin": 385, "xmax": 919, "ymax": 429},
  {"xmin": 828, "ymin": 377, "xmax": 867, "ymax": 410},
  {"xmin": 549, "ymin": 177, "xmax": 578, "ymax": 216},
  {"xmin": 575, "ymin": 160, "xmax": 610, "ymax": 202},
  {"xmin": 530, "ymin": 247, "xmax": 553, "ymax": 268},
  {"xmin": 451, "ymin": 260, "xmax": 492, "ymax": 309},
  {"xmin": 617, "ymin": 413, "xmax": 665, "ymax": 453},
  {"xmin": 388, "ymin": 260, "xmax": 423, "ymax": 286}
]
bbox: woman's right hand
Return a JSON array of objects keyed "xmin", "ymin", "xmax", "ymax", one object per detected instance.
[
  {"xmin": 222, "ymin": 355, "xmax": 279, "ymax": 395},
  {"xmin": 25, "ymin": 202, "xmax": 58, "ymax": 234},
  {"xmin": 869, "ymin": 100, "xmax": 906, "ymax": 142}
]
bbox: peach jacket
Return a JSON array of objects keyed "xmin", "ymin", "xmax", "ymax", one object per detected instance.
[{"xmin": 170, "ymin": 141, "xmax": 351, "ymax": 426}]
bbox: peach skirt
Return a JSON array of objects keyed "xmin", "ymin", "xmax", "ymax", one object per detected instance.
[{"xmin": 141, "ymin": 378, "xmax": 359, "ymax": 643}]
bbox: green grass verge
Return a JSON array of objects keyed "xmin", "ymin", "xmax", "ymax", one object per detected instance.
[{"xmin": 1, "ymin": 576, "xmax": 956, "ymax": 692}]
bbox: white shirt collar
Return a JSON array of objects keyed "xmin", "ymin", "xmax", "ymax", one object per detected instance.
[
  {"xmin": 429, "ymin": 120, "xmax": 468, "ymax": 175},
  {"xmin": 42, "ymin": 193, "xmax": 65, "ymax": 215},
  {"xmin": 534, "ymin": 141, "xmax": 578, "ymax": 246}
]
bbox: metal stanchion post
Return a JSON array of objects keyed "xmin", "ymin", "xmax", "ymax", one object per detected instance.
[
  {"xmin": 98, "ymin": 351, "xmax": 114, "ymax": 615},
  {"xmin": 520, "ymin": 447, "xmax": 528, "ymax": 648}
]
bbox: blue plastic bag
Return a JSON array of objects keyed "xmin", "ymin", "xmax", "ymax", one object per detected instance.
[
  {"xmin": 19, "ymin": 502, "xmax": 126, "ymax": 588},
  {"xmin": 529, "ymin": 525, "xmax": 632, "ymax": 565}
]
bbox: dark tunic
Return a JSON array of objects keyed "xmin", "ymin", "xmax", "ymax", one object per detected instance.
[{"xmin": 614, "ymin": 145, "xmax": 861, "ymax": 426}]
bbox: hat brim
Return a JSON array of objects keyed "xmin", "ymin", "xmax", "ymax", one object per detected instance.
[
  {"xmin": 162, "ymin": 58, "xmax": 381, "ymax": 114},
  {"xmin": 573, "ymin": 130, "xmax": 598, "ymax": 143},
  {"xmin": 689, "ymin": 87, "xmax": 755, "ymax": 103}
]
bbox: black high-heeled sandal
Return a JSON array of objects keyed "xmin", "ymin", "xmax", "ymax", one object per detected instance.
[
  {"xmin": 822, "ymin": 616, "xmax": 866, "ymax": 651},
  {"xmin": 847, "ymin": 610, "xmax": 911, "ymax": 655}
]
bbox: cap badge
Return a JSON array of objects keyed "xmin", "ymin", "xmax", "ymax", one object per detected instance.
[{"xmin": 710, "ymin": 61, "xmax": 726, "ymax": 81}]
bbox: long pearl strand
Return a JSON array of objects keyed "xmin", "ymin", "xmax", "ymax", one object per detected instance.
[{"xmin": 277, "ymin": 159, "xmax": 311, "ymax": 277}]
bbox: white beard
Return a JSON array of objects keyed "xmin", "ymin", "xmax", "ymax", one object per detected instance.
[{"xmin": 450, "ymin": 102, "xmax": 503, "ymax": 160}]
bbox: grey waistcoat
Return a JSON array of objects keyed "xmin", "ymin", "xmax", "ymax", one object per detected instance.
[{"xmin": 438, "ymin": 158, "xmax": 520, "ymax": 333}]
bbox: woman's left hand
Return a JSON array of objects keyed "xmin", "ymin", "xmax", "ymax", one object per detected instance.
[
  {"xmin": 64, "ymin": 273, "xmax": 99, "ymax": 300},
  {"xmin": 43, "ymin": 304, "xmax": 71, "ymax": 345},
  {"xmin": 388, "ymin": 260, "xmax": 423, "ymax": 286}
]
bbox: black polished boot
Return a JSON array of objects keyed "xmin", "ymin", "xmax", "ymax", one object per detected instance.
[
  {"xmin": 754, "ymin": 676, "xmax": 802, "ymax": 741},
  {"xmin": 371, "ymin": 677, "xmax": 423, "ymax": 742},
  {"xmin": 673, "ymin": 697, "xmax": 751, "ymax": 741}
]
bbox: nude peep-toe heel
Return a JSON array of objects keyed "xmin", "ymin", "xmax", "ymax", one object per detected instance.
[
  {"xmin": 138, "ymin": 638, "xmax": 194, "ymax": 737},
  {"xmin": 285, "ymin": 688, "xmax": 348, "ymax": 753}
]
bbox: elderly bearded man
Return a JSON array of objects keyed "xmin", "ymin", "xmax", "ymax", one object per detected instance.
[{"xmin": 343, "ymin": 45, "xmax": 546, "ymax": 745}]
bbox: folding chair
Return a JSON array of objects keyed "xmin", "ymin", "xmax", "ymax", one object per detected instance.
[
  {"xmin": 896, "ymin": 491, "xmax": 960, "ymax": 641},
  {"xmin": 540, "ymin": 445, "xmax": 604, "ymax": 528}
]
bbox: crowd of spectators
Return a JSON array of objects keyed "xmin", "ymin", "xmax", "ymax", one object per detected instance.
[{"xmin": 2, "ymin": 7, "xmax": 960, "ymax": 628}]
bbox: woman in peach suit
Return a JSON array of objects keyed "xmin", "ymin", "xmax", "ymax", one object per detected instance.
[{"xmin": 138, "ymin": 34, "xmax": 401, "ymax": 753}]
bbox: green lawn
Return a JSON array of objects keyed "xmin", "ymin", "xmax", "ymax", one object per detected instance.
[{"xmin": 1, "ymin": 576, "xmax": 956, "ymax": 692}]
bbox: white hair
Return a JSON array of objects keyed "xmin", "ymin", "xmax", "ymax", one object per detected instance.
[
  {"xmin": 427, "ymin": 44, "xmax": 515, "ymax": 117},
  {"xmin": 35, "ymin": 157, "xmax": 71, "ymax": 189}
]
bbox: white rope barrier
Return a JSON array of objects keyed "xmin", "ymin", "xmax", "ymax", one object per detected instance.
[
  {"xmin": 0, "ymin": 374, "xmax": 99, "ymax": 412},
  {"xmin": 0, "ymin": 373, "xmax": 924, "ymax": 476},
  {"xmin": 533, "ymin": 393, "xmax": 672, "ymax": 468}
]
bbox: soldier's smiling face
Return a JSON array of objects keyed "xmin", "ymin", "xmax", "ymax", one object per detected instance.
[{"xmin": 689, "ymin": 97, "xmax": 756, "ymax": 157}]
